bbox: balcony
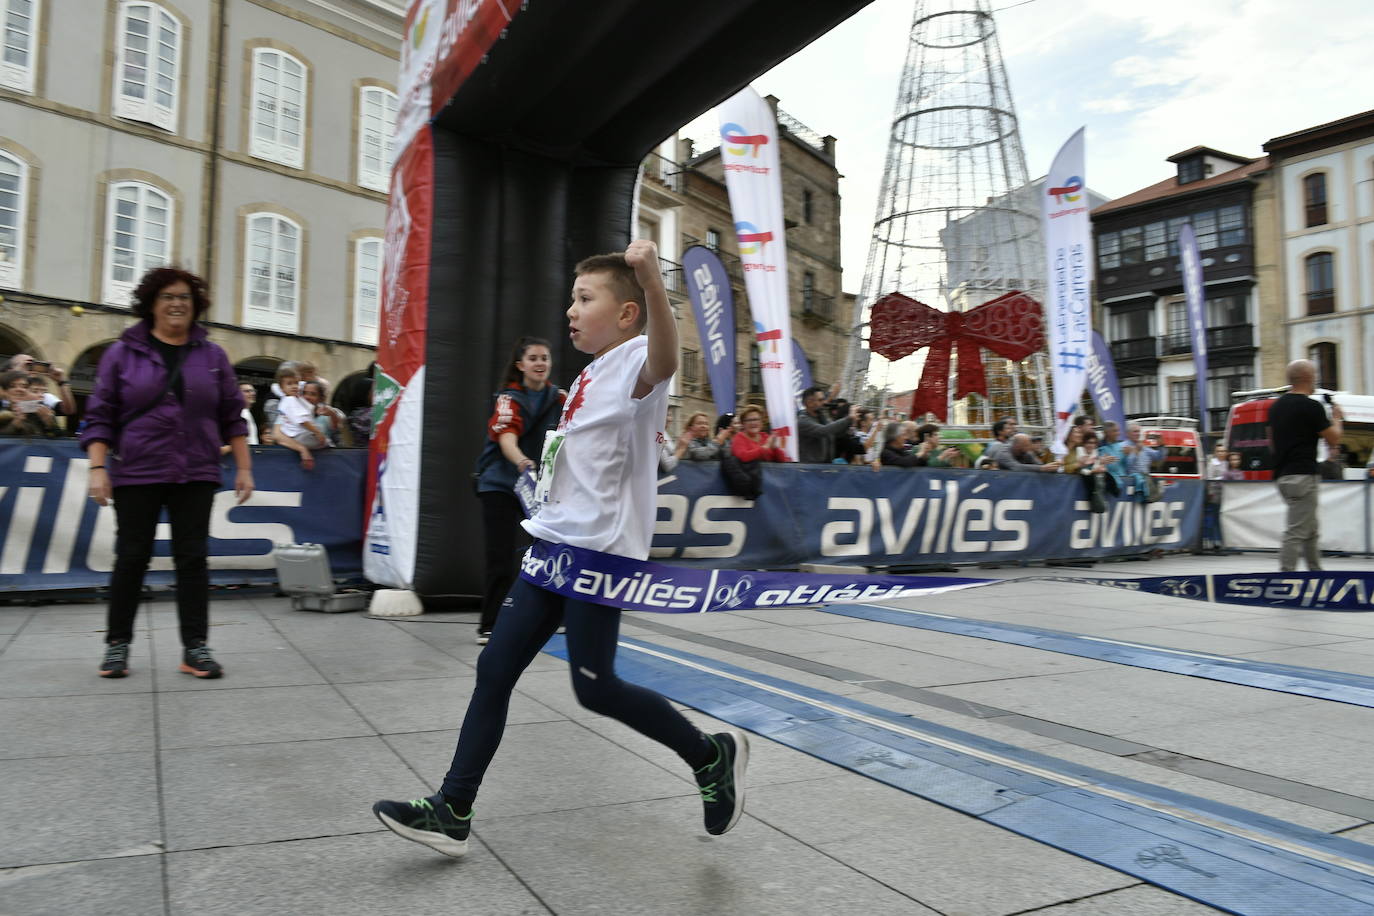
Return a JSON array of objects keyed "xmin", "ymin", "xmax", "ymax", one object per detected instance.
[
  {"xmin": 1162, "ymin": 324, "xmax": 1254, "ymax": 356},
  {"xmin": 660, "ymin": 260, "xmax": 685, "ymax": 297},
  {"xmin": 641, "ymin": 151, "xmax": 684, "ymax": 194},
  {"xmin": 802, "ymin": 291, "xmax": 835, "ymax": 323},
  {"xmin": 1208, "ymin": 324, "xmax": 1253, "ymax": 349},
  {"xmin": 1110, "ymin": 337, "xmax": 1158, "ymax": 361}
]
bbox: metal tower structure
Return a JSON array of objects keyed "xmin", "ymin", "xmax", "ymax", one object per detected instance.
[{"xmin": 843, "ymin": 0, "xmax": 1052, "ymax": 428}]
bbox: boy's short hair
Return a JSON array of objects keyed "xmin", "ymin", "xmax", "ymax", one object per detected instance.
[
  {"xmin": 0, "ymin": 369, "xmax": 27, "ymax": 391},
  {"xmin": 274, "ymin": 363, "xmax": 300, "ymax": 382},
  {"xmin": 26, "ymin": 375, "xmax": 46, "ymax": 387},
  {"xmin": 575, "ymin": 253, "xmax": 647, "ymax": 331}
]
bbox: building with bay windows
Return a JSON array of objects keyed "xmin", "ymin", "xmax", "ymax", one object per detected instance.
[
  {"xmin": 1090, "ymin": 147, "xmax": 1281, "ymax": 433},
  {"xmin": 1262, "ymin": 109, "xmax": 1374, "ymax": 395},
  {"xmin": 0, "ymin": 0, "xmax": 403, "ymax": 409}
]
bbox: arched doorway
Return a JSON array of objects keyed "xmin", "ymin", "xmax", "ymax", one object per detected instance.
[
  {"xmin": 234, "ymin": 356, "xmax": 285, "ymax": 435},
  {"xmin": 62, "ymin": 340, "xmax": 118, "ymax": 432},
  {"xmin": 0, "ymin": 322, "xmax": 42, "ymax": 368}
]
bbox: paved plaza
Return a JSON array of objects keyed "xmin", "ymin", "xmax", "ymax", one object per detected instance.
[{"xmin": 3, "ymin": 552, "xmax": 1374, "ymax": 915}]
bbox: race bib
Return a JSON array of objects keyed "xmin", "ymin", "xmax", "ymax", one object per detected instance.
[{"xmin": 534, "ymin": 429, "xmax": 565, "ymax": 507}]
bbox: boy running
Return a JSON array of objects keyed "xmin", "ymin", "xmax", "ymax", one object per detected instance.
[{"xmin": 372, "ymin": 240, "xmax": 748, "ymax": 856}]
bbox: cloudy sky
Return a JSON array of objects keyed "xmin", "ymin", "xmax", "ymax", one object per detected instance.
[{"xmin": 683, "ymin": 0, "xmax": 1373, "ymax": 304}]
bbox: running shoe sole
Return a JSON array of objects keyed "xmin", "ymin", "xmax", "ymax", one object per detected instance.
[
  {"xmin": 98, "ymin": 667, "xmax": 129, "ymax": 678},
  {"xmin": 719, "ymin": 729, "xmax": 750, "ymax": 835},
  {"xmin": 373, "ymin": 809, "xmax": 469, "ymax": 857},
  {"xmin": 178, "ymin": 663, "xmax": 223, "ymax": 679}
]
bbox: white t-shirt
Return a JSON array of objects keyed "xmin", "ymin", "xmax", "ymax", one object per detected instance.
[
  {"xmin": 523, "ymin": 336, "xmax": 669, "ymax": 560},
  {"xmin": 242, "ymin": 408, "xmax": 259, "ymax": 445},
  {"xmin": 276, "ymin": 396, "xmax": 312, "ymax": 437}
]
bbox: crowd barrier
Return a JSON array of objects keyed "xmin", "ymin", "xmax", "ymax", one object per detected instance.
[
  {"xmin": 0, "ymin": 441, "xmax": 366, "ymax": 592},
  {"xmin": 655, "ymin": 462, "xmax": 1203, "ymax": 568},
  {"xmin": 1, "ymin": 442, "xmax": 1206, "ymax": 593},
  {"xmin": 1221, "ymin": 480, "xmax": 1373, "ymax": 556}
]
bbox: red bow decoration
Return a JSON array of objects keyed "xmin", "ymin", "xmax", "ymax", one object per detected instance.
[{"xmin": 868, "ymin": 290, "xmax": 1045, "ymax": 421}]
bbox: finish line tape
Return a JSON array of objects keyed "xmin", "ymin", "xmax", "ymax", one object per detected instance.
[{"xmin": 519, "ymin": 541, "xmax": 1374, "ymax": 614}]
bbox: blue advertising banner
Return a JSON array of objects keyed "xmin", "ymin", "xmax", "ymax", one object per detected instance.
[
  {"xmin": 1178, "ymin": 223, "xmax": 1208, "ymax": 432},
  {"xmin": 1086, "ymin": 330, "xmax": 1127, "ymax": 431},
  {"xmin": 0, "ymin": 441, "xmax": 365, "ymax": 592},
  {"xmin": 653, "ymin": 462, "xmax": 1203, "ymax": 568},
  {"xmin": 792, "ymin": 338, "xmax": 812, "ymax": 404},
  {"xmin": 682, "ymin": 245, "xmax": 737, "ymax": 418}
]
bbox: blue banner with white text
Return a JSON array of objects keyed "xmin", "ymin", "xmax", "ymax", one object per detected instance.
[
  {"xmin": 1179, "ymin": 223, "xmax": 1208, "ymax": 432},
  {"xmin": 0, "ymin": 441, "xmax": 365, "ymax": 591},
  {"xmin": 1087, "ymin": 330, "xmax": 1126, "ymax": 432},
  {"xmin": 682, "ymin": 245, "xmax": 737, "ymax": 418},
  {"xmin": 654, "ymin": 461, "xmax": 1202, "ymax": 568}
]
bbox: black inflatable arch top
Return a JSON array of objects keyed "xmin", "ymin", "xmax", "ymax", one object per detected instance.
[{"xmin": 418, "ymin": 1, "xmax": 874, "ymax": 602}]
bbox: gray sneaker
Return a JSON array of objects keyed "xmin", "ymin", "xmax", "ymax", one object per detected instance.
[{"xmin": 99, "ymin": 641, "xmax": 131, "ymax": 678}]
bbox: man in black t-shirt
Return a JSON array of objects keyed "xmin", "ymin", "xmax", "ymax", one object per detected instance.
[{"xmin": 1267, "ymin": 360, "xmax": 1343, "ymax": 571}]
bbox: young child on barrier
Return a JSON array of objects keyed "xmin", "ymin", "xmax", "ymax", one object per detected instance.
[{"xmin": 371, "ymin": 240, "xmax": 749, "ymax": 857}]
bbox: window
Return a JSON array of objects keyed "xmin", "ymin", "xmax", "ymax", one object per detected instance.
[
  {"xmin": 1121, "ymin": 376, "xmax": 1157, "ymax": 416},
  {"xmin": 114, "ymin": 2, "xmax": 180, "ymax": 131},
  {"xmin": 250, "ymin": 48, "xmax": 306, "ymax": 168},
  {"xmin": 1309, "ymin": 342, "xmax": 1338, "ymax": 391},
  {"xmin": 1303, "ymin": 173, "xmax": 1328, "ymax": 227},
  {"xmin": 1177, "ymin": 158, "xmax": 1203, "ymax": 184},
  {"xmin": 1119, "ymin": 226, "xmax": 1143, "ymax": 265},
  {"xmin": 1208, "ymin": 365, "xmax": 1253, "ymax": 413},
  {"xmin": 353, "ymin": 236, "xmax": 381, "ymax": 345},
  {"xmin": 1096, "ymin": 231, "xmax": 1120, "ymax": 270},
  {"xmin": 1169, "ymin": 380, "xmax": 1195, "ymax": 417},
  {"xmin": 1218, "ymin": 206, "xmax": 1245, "ymax": 246},
  {"xmin": 802, "ymin": 188, "xmax": 813, "ymax": 224},
  {"xmin": 1192, "ymin": 210, "xmax": 1217, "ymax": 250},
  {"xmin": 244, "ymin": 213, "xmax": 300, "ymax": 332},
  {"xmin": 681, "ymin": 348, "xmax": 700, "ymax": 387},
  {"xmin": 801, "ymin": 271, "xmax": 814, "ymax": 313},
  {"xmin": 1305, "ymin": 252, "xmax": 1334, "ymax": 314},
  {"xmin": 1206, "ymin": 294, "xmax": 1248, "ymax": 328},
  {"xmin": 1108, "ymin": 307, "xmax": 1151, "ymax": 342},
  {"xmin": 706, "ymin": 228, "xmax": 721, "ymax": 251},
  {"xmin": 103, "ymin": 181, "xmax": 172, "ymax": 306},
  {"xmin": 0, "ymin": 150, "xmax": 25, "ymax": 289},
  {"xmin": 1144, "ymin": 221, "xmax": 1167, "ymax": 261},
  {"xmin": 0, "ymin": 0, "xmax": 38, "ymax": 94},
  {"xmin": 1166, "ymin": 300, "xmax": 1189, "ymax": 352},
  {"xmin": 357, "ymin": 86, "xmax": 396, "ymax": 191}
]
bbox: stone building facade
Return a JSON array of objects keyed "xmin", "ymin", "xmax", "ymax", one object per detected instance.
[
  {"xmin": 635, "ymin": 97, "xmax": 853, "ymax": 434},
  {"xmin": 0, "ymin": 0, "xmax": 404, "ymax": 412}
]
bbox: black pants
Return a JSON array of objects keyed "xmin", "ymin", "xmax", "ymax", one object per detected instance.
[
  {"xmin": 478, "ymin": 490, "xmax": 529, "ymax": 632},
  {"xmin": 106, "ymin": 482, "xmax": 218, "ymax": 647},
  {"xmin": 440, "ymin": 578, "xmax": 707, "ymax": 804}
]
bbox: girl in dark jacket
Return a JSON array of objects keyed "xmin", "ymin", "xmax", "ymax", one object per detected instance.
[
  {"xmin": 472, "ymin": 337, "xmax": 565, "ymax": 644},
  {"xmin": 81, "ymin": 268, "xmax": 253, "ymax": 680}
]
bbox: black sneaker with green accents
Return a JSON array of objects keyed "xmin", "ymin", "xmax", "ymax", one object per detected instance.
[
  {"xmin": 372, "ymin": 793, "xmax": 472, "ymax": 857},
  {"xmin": 693, "ymin": 730, "xmax": 749, "ymax": 835}
]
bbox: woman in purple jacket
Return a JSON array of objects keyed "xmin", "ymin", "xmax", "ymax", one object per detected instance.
[{"xmin": 81, "ymin": 267, "xmax": 254, "ymax": 680}]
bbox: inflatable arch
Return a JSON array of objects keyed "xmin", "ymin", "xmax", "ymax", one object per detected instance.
[{"xmin": 366, "ymin": 0, "xmax": 874, "ymax": 604}]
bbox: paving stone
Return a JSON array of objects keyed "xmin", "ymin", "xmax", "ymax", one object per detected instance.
[
  {"xmin": 477, "ymin": 794, "xmax": 940, "ymax": 915},
  {"xmin": 149, "ymin": 647, "xmax": 326, "ymax": 691},
  {"xmin": 0, "ymin": 751, "xmax": 160, "ymax": 867},
  {"xmin": 337, "ymin": 675, "xmax": 564, "ymax": 735},
  {"xmin": 155, "ymin": 684, "xmax": 374, "ymax": 749},
  {"xmin": 0, "ymin": 655, "xmax": 152, "ymax": 698},
  {"xmin": 165, "ymin": 832, "xmax": 546, "ymax": 916},
  {"xmin": 161, "ymin": 736, "xmax": 427, "ymax": 850},
  {"xmin": 0, "ymin": 851, "xmax": 164, "ymax": 915},
  {"xmin": 0, "ymin": 693, "xmax": 154, "ymax": 759}
]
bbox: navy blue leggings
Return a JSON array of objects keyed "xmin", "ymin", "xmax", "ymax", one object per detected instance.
[{"xmin": 440, "ymin": 577, "xmax": 708, "ymax": 803}]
